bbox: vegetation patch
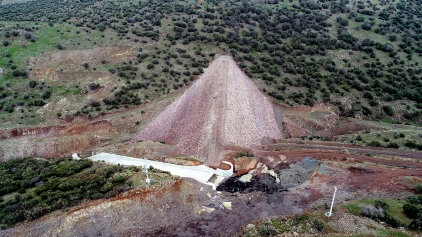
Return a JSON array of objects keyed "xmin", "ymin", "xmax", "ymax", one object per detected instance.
[{"xmin": 0, "ymin": 157, "xmax": 174, "ymax": 229}]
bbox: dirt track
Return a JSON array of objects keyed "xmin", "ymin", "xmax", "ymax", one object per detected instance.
[{"xmin": 264, "ymin": 140, "xmax": 422, "ymax": 160}]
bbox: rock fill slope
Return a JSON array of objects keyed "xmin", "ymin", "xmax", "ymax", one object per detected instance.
[{"xmin": 132, "ymin": 56, "xmax": 282, "ymax": 166}]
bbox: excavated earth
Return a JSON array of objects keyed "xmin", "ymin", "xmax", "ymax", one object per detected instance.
[{"xmin": 132, "ymin": 56, "xmax": 283, "ymax": 166}]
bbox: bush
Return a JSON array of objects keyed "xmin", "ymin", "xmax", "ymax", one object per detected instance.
[
  {"xmin": 361, "ymin": 205, "xmax": 384, "ymax": 219},
  {"xmin": 403, "ymin": 203, "xmax": 422, "ymax": 219},
  {"xmin": 407, "ymin": 195, "xmax": 422, "ymax": 205},
  {"xmin": 374, "ymin": 200, "xmax": 389, "ymax": 210},
  {"xmin": 257, "ymin": 222, "xmax": 276, "ymax": 236},
  {"xmin": 89, "ymin": 83, "xmax": 100, "ymax": 90},
  {"xmin": 386, "ymin": 142, "xmax": 399, "ymax": 149},
  {"xmin": 41, "ymin": 91, "xmax": 51, "ymax": 99},
  {"xmin": 405, "ymin": 141, "xmax": 418, "ymax": 149},
  {"xmin": 311, "ymin": 219, "xmax": 325, "ymax": 232},
  {"xmin": 2, "ymin": 40, "xmax": 9, "ymax": 47},
  {"xmin": 382, "ymin": 105, "xmax": 394, "ymax": 116},
  {"xmin": 409, "ymin": 217, "xmax": 422, "ymax": 230},
  {"xmin": 29, "ymin": 80, "xmax": 37, "ymax": 88},
  {"xmin": 385, "ymin": 211, "xmax": 406, "ymax": 228},
  {"xmin": 12, "ymin": 70, "xmax": 25, "ymax": 77},
  {"xmin": 368, "ymin": 140, "xmax": 383, "ymax": 147},
  {"xmin": 108, "ymin": 68, "xmax": 116, "ymax": 74},
  {"xmin": 416, "ymin": 184, "xmax": 422, "ymax": 194}
]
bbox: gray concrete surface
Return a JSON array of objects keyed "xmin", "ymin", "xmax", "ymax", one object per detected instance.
[{"xmin": 89, "ymin": 153, "xmax": 232, "ymax": 188}]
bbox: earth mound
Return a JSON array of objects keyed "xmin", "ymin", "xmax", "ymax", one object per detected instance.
[{"xmin": 132, "ymin": 55, "xmax": 282, "ymax": 166}]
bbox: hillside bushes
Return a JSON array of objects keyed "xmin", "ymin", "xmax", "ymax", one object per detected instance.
[
  {"xmin": 0, "ymin": 157, "xmax": 133, "ymax": 229},
  {"xmin": 404, "ymin": 184, "xmax": 422, "ymax": 230}
]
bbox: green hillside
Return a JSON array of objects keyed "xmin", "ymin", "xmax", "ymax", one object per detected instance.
[{"xmin": 0, "ymin": 0, "xmax": 421, "ymax": 126}]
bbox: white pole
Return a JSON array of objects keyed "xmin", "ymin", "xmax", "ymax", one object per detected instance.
[
  {"xmin": 146, "ymin": 171, "xmax": 150, "ymax": 186},
  {"xmin": 326, "ymin": 186, "xmax": 337, "ymax": 217}
]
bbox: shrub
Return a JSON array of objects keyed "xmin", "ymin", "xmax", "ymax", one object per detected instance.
[
  {"xmin": 108, "ymin": 68, "xmax": 116, "ymax": 74},
  {"xmin": 363, "ymin": 91, "xmax": 374, "ymax": 100},
  {"xmin": 403, "ymin": 203, "xmax": 422, "ymax": 219},
  {"xmin": 257, "ymin": 221, "xmax": 276, "ymax": 236},
  {"xmin": 405, "ymin": 141, "xmax": 417, "ymax": 149},
  {"xmin": 386, "ymin": 142, "xmax": 399, "ymax": 149},
  {"xmin": 374, "ymin": 200, "xmax": 389, "ymax": 210},
  {"xmin": 311, "ymin": 219, "xmax": 325, "ymax": 232},
  {"xmin": 2, "ymin": 40, "xmax": 9, "ymax": 47},
  {"xmin": 28, "ymin": 100, "xmax": 45, "ymax": 106},
  {"xmin": 12, "ymin": 70, "xmax": 26, "ymax": 77},
  {"xmin": 29, "ymin": 80, "xmax": 37, "ymax": 88},
  {"xmin": 384, "ymin": 211, "xmax": 406, "ymax": 228},
  {"xmin": 416, "ymin": 184, "xmax": 422, "ymax": 194},
  {"xmin": 369, "ymin": 100, "xmax": 379, "ymax": 106},
  {"xmin": 89, "ymin": 83, "xmax": 100, "ymax": 90},
  {"xmin": 361, "ymin": 205, "xmax": 384, "ymax": 219},
  {"xmin": 407, "ymin": 195, "xmax": 422, "ymax": 204},
  {"xmin": 382, "ymin": 105, "xmax": 394, "ymax": 116},
  {"xmin": 409, "ymin": 218, "xmax": 422, "ymax": 230},
  {"xmin": 368, "ymin": 140, "xmax": 383, "ymax": 147},
  {"xmin": 41, "ymin": 91, "xmax": 51, "ymax": 99}
]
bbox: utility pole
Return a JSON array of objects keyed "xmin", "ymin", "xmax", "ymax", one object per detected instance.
[{"xmin": 325, "ymin": 186, "xmax": 337, "ymax": 217}]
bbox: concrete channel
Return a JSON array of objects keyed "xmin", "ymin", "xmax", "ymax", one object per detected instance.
[{"xmin": 88, "ymin": 153, "xmax": 233, "ymax": 189}]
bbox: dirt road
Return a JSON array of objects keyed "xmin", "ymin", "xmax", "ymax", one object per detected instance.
[{"xmin": 263, "ymin": 140, "xmax": 422, "ymax": 160}]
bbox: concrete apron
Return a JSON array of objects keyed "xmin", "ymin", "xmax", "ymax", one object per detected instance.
[{"xmin": 88, "ymin": 153, "xmax": 233, "ymax": 190}]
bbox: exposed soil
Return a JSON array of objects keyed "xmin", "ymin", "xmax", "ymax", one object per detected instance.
[
  {"xmin": 0, "ymin": 119, "xmax": 116, "ymax": 160},
  {"xmin": 132, "ymin": 56, "xmax": 282, "ymax": 166},
  {"xmin": 261, "ymin": 141, "xmax": 422, "ymax": 162},
  {"xmin": 28, "ymin": 46, "xmax": 135, "ymax": 73}
]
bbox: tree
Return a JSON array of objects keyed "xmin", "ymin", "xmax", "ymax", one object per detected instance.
[
  {"xmin": 83, "ymin": 62, "xmax": 89, "ymax": 69},
  {"xmin": 2, "ymin": 41, "xmax": 9, "ymax": 47}
]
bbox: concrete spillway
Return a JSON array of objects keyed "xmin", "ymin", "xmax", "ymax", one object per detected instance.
[{"xmin": 89, "ymin": 153, "xmax": 233, "ymax": 189}]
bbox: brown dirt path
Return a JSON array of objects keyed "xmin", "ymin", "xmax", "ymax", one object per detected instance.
[{"xmin": 264, "ymin": 140, "xmax": 422, "ymax": 160}]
